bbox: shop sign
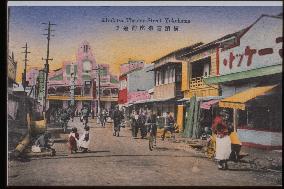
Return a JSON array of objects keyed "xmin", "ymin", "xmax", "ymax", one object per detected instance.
[
  {"xmin": 219, "ymin": 17, "xmax": 282, "ymax": 76},
  {"xmin": 38, "ymin": 70, "xmax": 45, "ymax": 98},
  {"xmin": 128, "ymin": 91, "xmax": 150, "ymax": 103}
]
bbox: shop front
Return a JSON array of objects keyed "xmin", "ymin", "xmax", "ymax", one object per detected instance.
[{"xmin": 204, "ymin": 14, "xmax": 282, "ymax": 149}]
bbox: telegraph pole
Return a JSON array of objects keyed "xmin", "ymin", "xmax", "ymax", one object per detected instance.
[
  {"xmin": 70, "ymin": 63, "xmax": 76, "ymax": 106},
  {"xmin": 92, "ymin": 66, "xmax": 101, "ymax": 119},
  {"xmin": 42, "ymin": 21, "xmax": 56, "ymax": 113},
  {"xmin": 21, "ymin": 42, "xmax": 30, "ymax": 92}
]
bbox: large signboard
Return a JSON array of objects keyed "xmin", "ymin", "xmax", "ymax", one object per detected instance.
[
  {"xmin": 128, "ymin": 91, "xmax": 150, "ymax": 103},
  {"xmin": 219, "ymin": 16, "xmax": 282, "ymax": 76}
]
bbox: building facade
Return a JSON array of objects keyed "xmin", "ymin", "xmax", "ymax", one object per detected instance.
[
  {"xmin": 46, "ymin": 41, "xmax": 119, "ymax": 114},
  {"xmin": 204, "ymin": 14, "xmax": 282, "ymax": 149}
]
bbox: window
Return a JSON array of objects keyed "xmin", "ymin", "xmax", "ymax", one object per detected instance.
[
  {"xmin": 165, "ymin": 69, "xmax": 169, "ymax": 84},
  {"xmin": 83, "ymin": 61, "xmax": 91, "ymax": 72},
  {"xmin": 156, "ymin": 71, "xmax": 160, "ymax": 86},
  {"xmin": 161, "ymin": 70, "xmax": 165, "ymax": 84},
  {"xmin": 172, "ymin": 68, "xmax": 175, "ymax": 82}
]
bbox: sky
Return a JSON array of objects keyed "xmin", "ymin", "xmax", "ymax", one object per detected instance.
[{"xmin": 8, "ymin": 5, "xmax": 282, "ymax": 82}]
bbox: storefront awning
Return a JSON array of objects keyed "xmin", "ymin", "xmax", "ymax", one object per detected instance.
[
  {"xmin": 219, "ymin": 85, "xmax": 278, "ymax": 110},
  {"xmin": 200, "ymin": 99, "xmax": 219, "ymax": 110}
]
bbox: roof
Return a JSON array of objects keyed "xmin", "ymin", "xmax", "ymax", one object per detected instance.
[
  {"xmin": 152, "ymin": 42, "xmax": 204, "ymax": 64},
  {"xmin": 178, "ymin": 14, "xmax": 283, "ymax": 59}
]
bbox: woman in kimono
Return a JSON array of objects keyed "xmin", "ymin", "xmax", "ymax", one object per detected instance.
[
  {"xmin": 79, "ymin": 126, "xmax": 90, "ymax": 153},
  {"xmin": 212, "ymin": 109, "xmax": 231, "ymax": 170}
]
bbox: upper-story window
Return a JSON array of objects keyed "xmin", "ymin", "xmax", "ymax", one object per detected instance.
[
  {"xmin": 191, "ymin": 56, "xmax": 211, "ymax": 78},
  {"xmin": 83, "ymin": 45, "xmax": 89, "ymax": 53},
  {"xmin": 83, "ymin": 60, "xmax": 92, "ymax": 73}
]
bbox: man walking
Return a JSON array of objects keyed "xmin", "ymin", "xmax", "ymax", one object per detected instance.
[
  {"xmin": 161, "ymin": 112, "xmax": 175, "ymax": 141},
  {"xmin": 112, "ymin": 106, "xmax": 124, "ymax": 137}
]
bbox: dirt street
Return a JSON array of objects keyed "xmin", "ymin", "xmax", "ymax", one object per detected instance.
[{"xmin": 8, "ymin": 117, "xmax": 282, "ymax": 186}]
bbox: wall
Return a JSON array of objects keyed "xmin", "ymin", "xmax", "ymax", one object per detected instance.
[
  {"xmin": 237, "ymin": 128, "xmax": 282, "ymax": 148},
  {"xmin": 221, "ymin": 82, "xmax": 258, "ymax": 98},
  {"xmin": 154, "ymin": 83, "xmax": 176, "ymax": 99},
  {"xmin": 127, "ymin": 65, "xmax": 154, "ymax": 93}
]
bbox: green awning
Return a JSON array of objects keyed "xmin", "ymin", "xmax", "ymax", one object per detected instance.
[{"xmin": 204, "ymin": 64, "xmax": 282, "ymax": 85}]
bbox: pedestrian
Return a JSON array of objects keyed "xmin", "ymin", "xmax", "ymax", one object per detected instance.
[
  {"xmin": 81, "ymin": 106, "xmax": 89, "ymax": 126},
  {"xmin": 112, "ymin": 105, "xmax": 124, "ymax": 137},
  {"xmin": 34, "ymin": 132, "xmax": 53, "ymax": 149},
  {"xmin": 212, "ymin": 109, "xmax": 231, "ymax": 170},
  {"xmin": 91, "ymin": 108, "xmax": 95, "ymax": 119},
  {"xmin": 138, "ymin": 109, "xmax": 147, "ymax": 139},
  {"xmin": 78, "ymin": 125, "xmax": 90, "ymax": 153},
  {"xmin": 146, "ymin": 110, "xmax": 157, "ymax": 144},
  {"xmin": 68, "ymin": 127, "xmax": 79, "ymax": 154},
  {"xmin": 99, "ymin": 108, "xmax": 105, "ymax": 127},
  {"xmin": 130, "ymin": 110, "xmax": 139, "ymax": 138},
  {"xmin": 161, "ymin": 112, "xmax": 175, "ymax": 141}
]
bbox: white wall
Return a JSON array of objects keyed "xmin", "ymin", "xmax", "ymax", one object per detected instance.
[{"xmin": 237, "ymin": 129, "xmax": 282, "ymax": 146}]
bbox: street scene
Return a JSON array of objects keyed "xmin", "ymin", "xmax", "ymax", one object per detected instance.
[{"xmin": 7, "ymin": 2, "xmax": 282, "ymax": 187}]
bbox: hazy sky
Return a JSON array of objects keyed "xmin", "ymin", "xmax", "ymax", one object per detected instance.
[{"xmin": 8, "ymin": 6, "xmax": 282, "ymax": 82}]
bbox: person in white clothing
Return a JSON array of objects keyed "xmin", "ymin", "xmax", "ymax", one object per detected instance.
[{"xmin": 79, "ymin": 126, "xmax": 90, "ymax": 153}]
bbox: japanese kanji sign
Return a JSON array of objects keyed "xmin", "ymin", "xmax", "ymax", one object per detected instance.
[{"xmin": 218, "ymin": 16, "xmax": 282, "ymax": 76}]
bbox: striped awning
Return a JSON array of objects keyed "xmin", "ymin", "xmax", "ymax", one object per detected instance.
[{"xmin": 219, "ymin": 85, "xmax": 278, "ymax": 110}]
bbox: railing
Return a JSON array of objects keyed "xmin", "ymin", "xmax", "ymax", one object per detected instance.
[{"xmin": 190, "ymin": 76, "xmax": 207, "ymax": 89}]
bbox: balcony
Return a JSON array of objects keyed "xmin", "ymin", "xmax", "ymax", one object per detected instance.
[
  {"xmin": 184, "ymin": 76, "xmax": 219, "ymax": 98},
  {"xmin": 154, "ymin": 82, "xmax": 182, "ymax": 99}
]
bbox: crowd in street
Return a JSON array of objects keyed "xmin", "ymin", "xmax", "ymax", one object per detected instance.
[{"xmin": 33, "ymin": 104, "xmax": 243, "ymax": 170}]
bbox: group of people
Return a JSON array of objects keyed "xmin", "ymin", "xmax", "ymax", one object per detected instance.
[
  {"xmin": 68, "ymin": 125, "xmax": 90, "ymax": 154},
  {"xmin": 130, "ymin": 109, "xmax": 176, "ymax": 140}
]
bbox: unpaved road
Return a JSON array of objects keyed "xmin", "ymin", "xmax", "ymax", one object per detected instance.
[{"xmin": 8, "ymin": 117, "xmax": 282, "ymax": 186}]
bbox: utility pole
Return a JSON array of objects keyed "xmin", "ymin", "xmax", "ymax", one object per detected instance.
[
  {"xmin": 92, "ymin": 66, "xmax": 101, "ymax": 119},
  {"xmin": 42, "ymin": 21, "xmax": 56, "ymax": 113},
  {"xmin": 70, "ymin": 63, "xmax": 76, "ymax": 106},
  {"xmin": 21, "ymin": 42, "xmax": 30, "ymax": 92}
]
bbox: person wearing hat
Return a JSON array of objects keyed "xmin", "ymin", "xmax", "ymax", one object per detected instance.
[{"xmin": 212, "ymin": 109, "xmax": 231, "ymax": 170}]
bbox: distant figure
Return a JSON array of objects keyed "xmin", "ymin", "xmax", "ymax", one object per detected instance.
[
  {"xmin": 130, "ymin": 110, "xmax": 139, "ymax": 138},
  {"xmin": 112, "ymin": 106, "xmax": 124, "ymax": 137},
  {"xmin": 161, "ymin": 112, "xmax": 175, "ymax": 141},
  {"xmin": 91, "ymin": 108, "xmax": 95, "ymax": 119},
  {"xmin": 100, "ymin": 108, "xmax": 107, "ymax": 127},
  {"xmin": 81, "ymin": 106, "xmax": 89, "ymax": 126},
  {"xmin": 138, "ymin": 109, "xmax": 147, "ymax": 139}
]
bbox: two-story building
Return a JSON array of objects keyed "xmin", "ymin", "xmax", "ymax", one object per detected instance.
[
  {"xmin": 118, "ymin": 60, "xmax": 145, "ymax": 107},
  {"xmin": 149, "ymin": 43, "xmax": 203, "ymax": 128},
  {"xmin": 204, "ymin": 14, "xmax": 282, "ymax": 149},
  {"xmin": 177, "ymin": 30, "xmax": 247, "ymax": 138}
]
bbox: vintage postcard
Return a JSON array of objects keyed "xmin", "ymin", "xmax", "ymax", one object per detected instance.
[{"xmin": 7, "ymin": 1, "xmax": 282, "ymax": 186}]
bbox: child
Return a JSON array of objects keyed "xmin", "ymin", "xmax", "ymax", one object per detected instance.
[
  {"xmin": 68, "ymin": 127, "xmax": 79, "ymax": 154},
  {"xmin": 79, "ymin": 126, "xmax": 90, "ymax": 153}
]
